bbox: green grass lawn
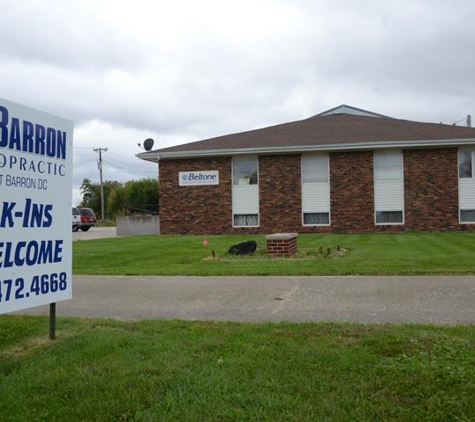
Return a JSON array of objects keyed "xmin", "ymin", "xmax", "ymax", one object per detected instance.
[
  {"xmin": 1, "ymin": 315, "xmax": 475, "ymax": 421},
  {"xmin": 73, "ymin": 232, "xmax": 475, "ymax": 275},
  {"xmin": 5, "ymin": 233, "xmax": 475, "ymax": 420}
]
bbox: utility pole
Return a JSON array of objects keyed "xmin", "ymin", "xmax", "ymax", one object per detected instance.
[{"xmin": 93, "ymin": 147, "xmax": 108, "ymax": 221}]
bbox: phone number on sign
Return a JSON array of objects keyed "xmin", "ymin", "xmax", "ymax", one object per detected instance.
[{"xmin": 0, "ymin": 272, "xmax": 68, "ymax": 302}]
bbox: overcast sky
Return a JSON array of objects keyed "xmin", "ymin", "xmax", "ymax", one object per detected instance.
[{"xmin": 1, "ymin": 0, "xmax": 474, "ymax": 204}]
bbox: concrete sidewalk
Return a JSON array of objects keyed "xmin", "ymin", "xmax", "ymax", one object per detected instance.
[{"xmin": 17, "ymin": 275, "xmax": 475, "ymax": 325}]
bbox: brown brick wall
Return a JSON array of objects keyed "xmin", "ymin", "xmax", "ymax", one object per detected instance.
[
  {"xmin": 259, "ymin": 155, "xmax": 302, "ymax": 232},
  {"xmin": 404, "ymin": 148, "xmax": 459, "ymax": 231},
  {"xmin": 159, "ymin": 157, "xmax": 232, "ymax": 234},
  {"xmin": 266, "ymin": 237, "xmax": 298, "ymax": 255},
  {"xmin": 329, "ymin": 151, "xmax": 375, "ymax": 232},
  {"xmin": 158, "ymin": 148, "xmax": 464, "ymax": 234}
]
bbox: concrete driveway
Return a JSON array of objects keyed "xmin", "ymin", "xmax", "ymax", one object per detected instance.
[
  {"xmin": 73, "ymin": 226, "xmax": 118, "ymax": 241},
  {"xmin": 18, "ymin": 275, "xmax": 475, "ymax": 325}
]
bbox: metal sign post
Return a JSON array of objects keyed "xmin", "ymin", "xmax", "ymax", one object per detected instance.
[{"xmin": 49, "ymin": 303, "xmax": 56, "ymax": 340}]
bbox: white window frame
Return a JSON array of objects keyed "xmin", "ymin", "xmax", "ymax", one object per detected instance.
[
  {"xmin": 375, "ymin": 211, "xmax": 404, "ymax": 225},
  {"xmin": 374, "ymin": 150, "xmax": 405, "ymax": 225},
  {"xmin": 302, "ymin": 212, "xmax": 331, "ymax": 226},
  {"xmin": 458, "ymin": 148, "xmax": 475, "ymax": 224},
  {"xmin": 460, "ymin": 210, "xmax": 475, "ymax": 223},
  {"xmin": 233, "ymin": 214, "xmax": 259, "ymax": 227},
  {"xmin": 232, "ymin": 156, "xmax": 259, "ymax": 227},
  {"xmin": 301, "ymin": 154, "xmax": 331, "ymax": 226}
]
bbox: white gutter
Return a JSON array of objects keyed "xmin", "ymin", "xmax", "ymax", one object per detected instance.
[
  {"xmin": 136, "ymin": 151, "xmax": 161, "ymax": 163},
  {"xmin": 136, "ymin": 137, "xmax": 475, "ymax": 162}
]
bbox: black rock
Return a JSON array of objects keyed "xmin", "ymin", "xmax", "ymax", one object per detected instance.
[{"xmin": 227, "ymin": 240, "xmax": 257, "ymax": 255}]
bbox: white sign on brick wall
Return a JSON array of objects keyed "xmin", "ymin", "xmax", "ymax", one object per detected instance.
[{"xmin": 179, "ymin": 170, "xmax": 219, "ymax": 186}]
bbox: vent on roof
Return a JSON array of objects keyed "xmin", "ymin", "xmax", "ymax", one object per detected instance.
[{"xmin": 314, "ymin": 104, "xmax": 391, "ymax": 119}]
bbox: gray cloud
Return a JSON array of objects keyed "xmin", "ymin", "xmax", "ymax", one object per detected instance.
[{"xmin": 1, "ymin": 0, "xmax": 474, "ymax": 201}]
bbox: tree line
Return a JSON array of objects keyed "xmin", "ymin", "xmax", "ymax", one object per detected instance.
[{"xmin": 78, "ymin": 177, "xmax": 159, "ymax": 221}]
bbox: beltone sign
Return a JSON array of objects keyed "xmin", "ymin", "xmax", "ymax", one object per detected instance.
[
  {"xmin": 179, "ymin": 170, "xmax": 219, "ymax": 186},
  {"xmin": 0, "ymin": 97, "xmax": 73, "ymax": 314}
]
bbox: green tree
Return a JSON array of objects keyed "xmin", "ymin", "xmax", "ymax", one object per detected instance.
[
  {"xmin": 79, "ymin": 178, "xmax": 96, "ymax": 205},
  {"xmin": 107, "ymin": 178, "xmax": 159, "ymax": 218},
  {"xmin": 79, "ymin": 178, "xmax": 122, "ymax": 220}
]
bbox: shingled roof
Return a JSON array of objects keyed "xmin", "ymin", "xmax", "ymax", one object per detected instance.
[{"xmin": 137, "ymin": 105, "xmax": 475, "ymax": 162}]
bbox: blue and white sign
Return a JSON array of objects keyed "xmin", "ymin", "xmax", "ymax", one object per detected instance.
[
  {"xmin": 179, "ymin": 170, "xmax": 219, "ymax": 186},
  {"xmin": 0, "ymin": 97, "xmax": 73, "ymax": 314}
]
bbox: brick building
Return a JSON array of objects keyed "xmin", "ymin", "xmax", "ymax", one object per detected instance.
[{"xmin": 137, "ymin": 105, "xmax": 475, "ymax": 235}]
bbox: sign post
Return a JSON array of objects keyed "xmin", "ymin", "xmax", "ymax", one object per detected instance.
[
  {"xmin": 50, "ymin": 302, "xmax": 56, "ymax": 340},
  {"xmin": 0, "ymin": 98, "xmax": 73, "ymax": 334}
]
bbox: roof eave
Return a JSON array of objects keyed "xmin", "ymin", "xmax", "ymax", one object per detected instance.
[
  {"xmin": 136, "ymin": 151, "xmax": 161, "ymax": 163},
  {"xmin": 137, "ymin": 138, "xmax": 475, "ymax": 161}
]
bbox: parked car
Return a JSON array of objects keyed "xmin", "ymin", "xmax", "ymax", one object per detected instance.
[
  {"xmin": 72, "ymin": 207, "xmax": 97, "ymax": 232},
  {"xmin": 72, "ymin": 207, "xmax": 81, "ymax": 232}
]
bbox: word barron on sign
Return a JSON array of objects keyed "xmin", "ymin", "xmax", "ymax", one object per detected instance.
[{"xmin": 0, "ymin": 97, "xmax": 73, "ymax": 314}]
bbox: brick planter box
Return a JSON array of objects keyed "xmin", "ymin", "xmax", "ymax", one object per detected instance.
[{"xmin": 266, "ymin": 233, "xmax": 298, "ymax": 256}]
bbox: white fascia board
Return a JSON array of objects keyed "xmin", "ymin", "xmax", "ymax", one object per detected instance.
[
  {"xmin": 137, "ymin": 138, "xmax": 475, "ymax": 161},
  {"xmin": 136, "ymin": 152, "xmax": 160, "ymax": 163}
]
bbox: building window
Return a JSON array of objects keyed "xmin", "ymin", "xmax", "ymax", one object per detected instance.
[
  {"xmin": 459, "ymin": 150, "xmax": 473, "ymax": 178},
  {"xmin": 376, "ymin": 211, "xmax": 404, "ymax": 224},
  {"xmin": 303, "ymin": 212, "xmax": 330, "ymax": 225},
  {"xmin": 458, "ymin": 149, "xmax": 475, "ymax": 224},
  {"xmin": 460, "ymin": 210, "xmax": 475, "ymax": 223},
  {"xmin": 233, "ymin": 157, "xmax": 258, "ymax": 185},
  {"xmin": 234, "ymin": 214, "xmax": 259, "ymax": 226},
  {"xmin": 302, "ymin": 155, "xmax": 328, "ymax": 183},
  {"xmin": 232, "ymin": 156, "xmax": 259, "ymax": 227},
  {"xmin": 301, "ymin": 154, "xmax": 330, "ymax": 226},
  {"xmin": 374, "ymin": 150, "xmax": 403, "ymax": 180},
  {"xmin": 374, "ymin": 151, "xmax": 404, "ymax": 225}
]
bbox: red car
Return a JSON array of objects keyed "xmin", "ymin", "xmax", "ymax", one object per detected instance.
[{"xmin": 76, "ymin": 207, "xmax": 97, "ymax": 232}]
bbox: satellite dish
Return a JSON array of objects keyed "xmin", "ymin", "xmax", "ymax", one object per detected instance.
[{"xmin": 143, "ymin": 138, "xmax": 154, "ymax": 152}]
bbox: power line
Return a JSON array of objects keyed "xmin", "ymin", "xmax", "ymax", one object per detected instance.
[
  {"xmin": 107, "ymin": 150, "xmax": 141, "ymax": 159},
  {"xmin": 102, "ymin": 157, "xmax": 155, "ymax": 176},
  {"xmin": 73, "ymin": 158, "xmax": 97, "ymax": 167}
]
